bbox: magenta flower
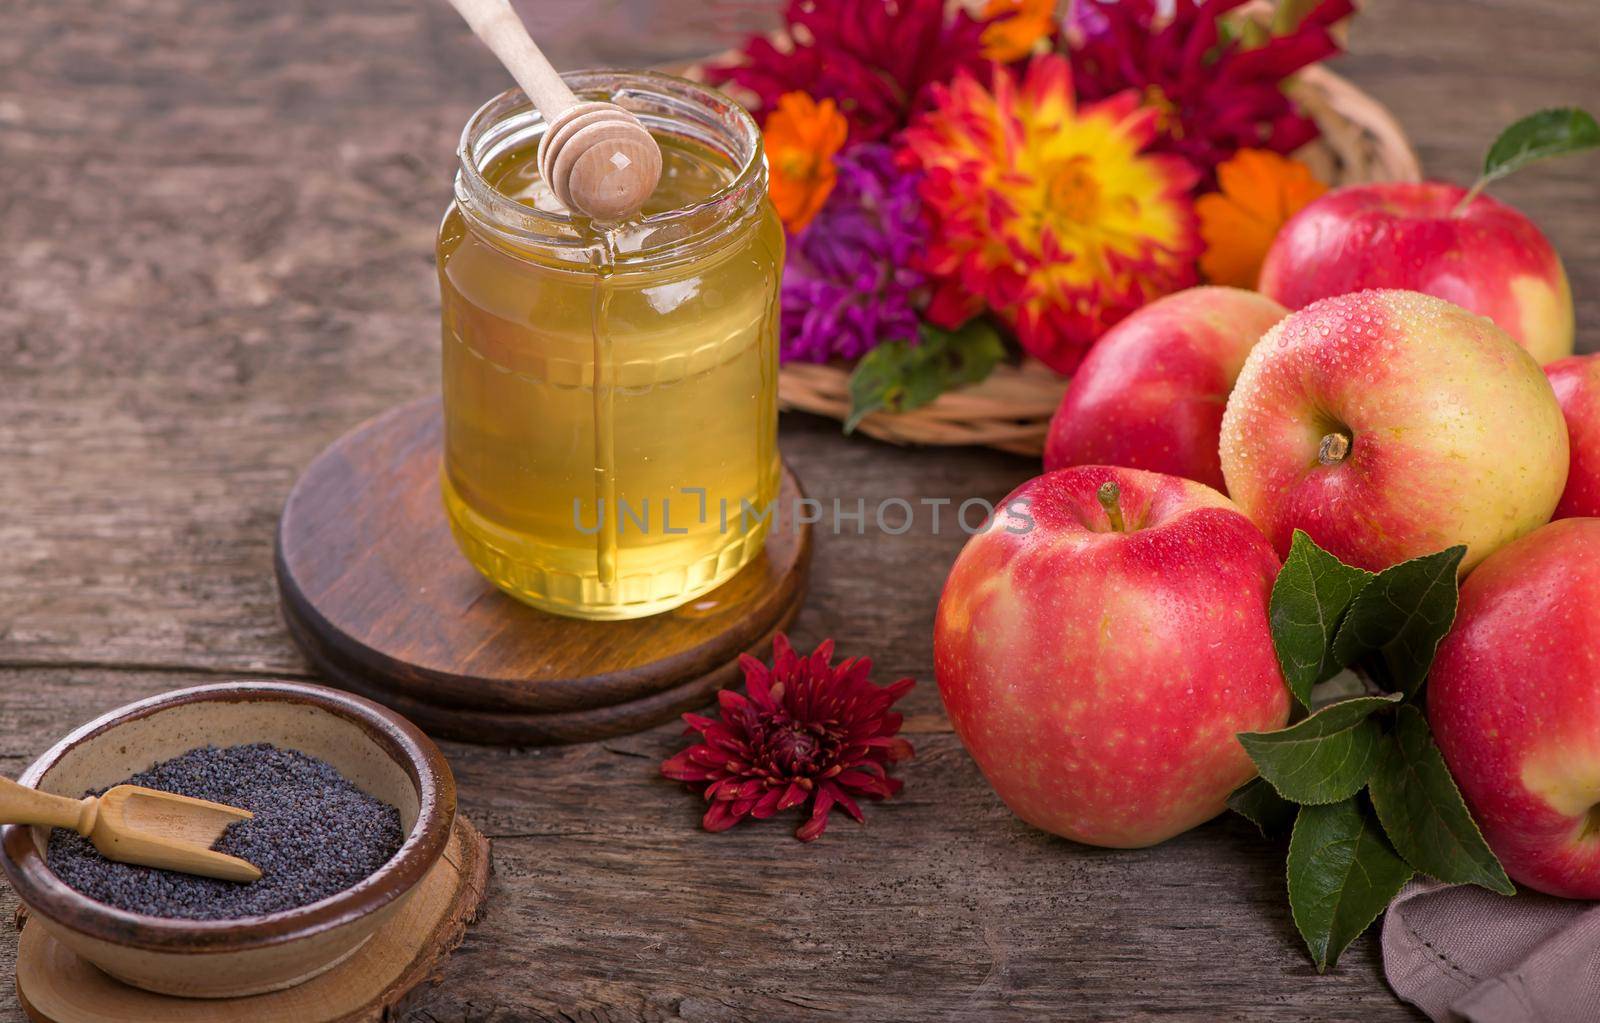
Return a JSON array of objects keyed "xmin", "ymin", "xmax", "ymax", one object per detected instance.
[
  {"xmin": 1069, "ymin": 0, "xmax": 1355, "ymax": 187},
  {"xmin": 708, "ymin": 0, "xmax": 993, "ymax": 143},
  {"xmin": 780, "ymin": 144, "xmax": 930, "ymax": 363},
  {"xmin": 661, "ymin": 634, "xmax": 915, "ymax": 842}
]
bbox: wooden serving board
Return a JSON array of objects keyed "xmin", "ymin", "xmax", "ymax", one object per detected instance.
[
  {"xmin": 15, "ymin": 815, "xmax": 491, "ymax": 1023},
  {"xmin": 275, "ymin": 397, "xmax": 811, "ymax": 745}
]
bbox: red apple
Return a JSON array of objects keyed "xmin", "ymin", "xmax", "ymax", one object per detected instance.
[
  {"xmin": 1545, "ymin": 354, "xmax": 1600, "ymax": 519},
  {"xmin": 1260, "ymin": 182, "xmax": 1574, "ymax": 365},
  {"xmin": 1219, "ymin": 290, "xmax": 1568, "ymax": 573},
  {"xmin": 1044, "ymin": 287, "xmax": 1287, "ymax": 491},
  {"xmin": 1430, "ymin": 518, "xmax": 1600, "ymax": 899},
  {"xmin": 933, "ymin": 465, "xmax": 1289, "ymax": 847}
]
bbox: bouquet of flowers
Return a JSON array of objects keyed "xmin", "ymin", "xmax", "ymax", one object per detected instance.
[{"xmin": 709, "ymin": 0, "xmax": 1368, "ymax": 434}]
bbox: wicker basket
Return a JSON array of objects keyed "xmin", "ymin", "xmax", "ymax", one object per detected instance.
[{"xmin": 696, "ymin": 10, "xmax": 1422, "ymax": 457}]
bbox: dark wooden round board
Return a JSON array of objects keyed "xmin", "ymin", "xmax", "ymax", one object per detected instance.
[{"xmin": 275, "ymin": 397, "xmax": 811, "ymax": 745}]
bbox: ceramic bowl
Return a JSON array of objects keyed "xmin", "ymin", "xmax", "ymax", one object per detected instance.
[{"xmin": 0, "ymin": 680, "xmax": 455, "ymax": 998}]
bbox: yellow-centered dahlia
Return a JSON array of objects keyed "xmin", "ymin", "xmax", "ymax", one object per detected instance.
[{"xmin": 902, "ymin": 55, "xmax": 1201, "ymax": 374}]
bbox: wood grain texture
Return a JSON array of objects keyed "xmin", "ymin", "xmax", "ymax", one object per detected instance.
[
  {"xmin": 275, "ymin": 397, "xmax": 811, "ymax": 742},
  {"xmin": 0, "ymin": 0, "xmax": 1596, "ymax": 1019}
]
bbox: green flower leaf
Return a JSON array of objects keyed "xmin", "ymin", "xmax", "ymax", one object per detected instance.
[
  {"xmin": 1270, "ymin": 531, "xmax": 1375, "ymax": 709},
  {"xmin": 1329, "ymin": 546, "xmax": 1466, "ymax": 699},
  {"xmin": 1228, "ymin": 777, "xmax": 1297, "ymax": 838},
  {"xmin": 845, "ymin": 320, "xmax": 1005, "ymax": 433},
  {"xmin": 1287, "ymin": 798, "xmax": 1414, "ymax": 972},
  {"xmin": 1367, "ymin": 706, "xmax": 1515, "ymax": 895},
  {"xmin": 1238, "ymin": 695, "xmax": 1402, "ymax": 804},
  {"xmin": 1270, "ymin": 0, "xmax": 1338, "ymax": 34},
  {"xmin": 1481, "ymin": 107, "xmax": 1600, "ymax": 187}
]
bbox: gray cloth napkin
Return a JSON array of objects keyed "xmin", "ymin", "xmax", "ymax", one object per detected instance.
[{"xmin": 1383, "ymin": 879, "xmax": 1600, "ymax": 1022}]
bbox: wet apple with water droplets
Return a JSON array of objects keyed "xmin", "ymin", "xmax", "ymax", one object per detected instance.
[
  {"xmin": 1045, "ymin": 287, "xmax": 1288, "ymax": 492},
  {"xmin": 1219, "ymin": 289, "xmax": 1568, "ymax": 573},
  {"xmin": 933, "ymin": 465, "xmax": 1290, "ymax": 848},
  {"xmin": 1545, "ymin": 353, "xmax": 1600, "ymax": 519},
  {"xmin": 1431, "ymin": 518, "xmax": 1600, "ymax": 899},
  {"xmin": 1260, "ymin": 182, "xmax": 1574, "ymax": 365}
]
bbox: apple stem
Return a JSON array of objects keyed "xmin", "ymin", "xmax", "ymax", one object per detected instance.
[
  {"xmin": 1454, "ymin": 177, "xmax": 1488, "ymax": 216},
  {"xmin": 1574, "ymin": 803, "xmax": 1600, "ymax": 845},
  {"xmin": 1318, "ymin": 431, "xmax": 1352, "ymax": 466},
  {"xmin": 1584, "ymin": 805, "xmax": 1600, "ymax": 843},
  {"xmin": 1097, "ymin": 480, "xmax": 1126, "ymax": 533}
]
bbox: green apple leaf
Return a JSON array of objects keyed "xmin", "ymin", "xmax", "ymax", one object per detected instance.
[
  {"xmin": 845, "ymin": 320, "xmax": 1005, "ymax": 433},
  {"xmin": 1329, "ymin": 545, "xmax": 1466, "ymax": 699},
  {"xmin": 1239, "ymin": 695, "xmax": 1402, "ymax": 804},
  {"xmin": 1482, "ymin": 107, "xmax": 1600, "ymax": 187},
  {"xmin": 1228, "ymin": 777, "xmax": 1298, "ymax": 838},
  {"xmin": 1270, "ymin": 531, "xmax": 1376, "ymax": 709},
  {"xmin": 1367, "ymin": 706, "xmax": 1515, "ymax": 895},
  {"xmin": 1288, "ymin": 797, "xmax": 1414, "ymax": 972}
]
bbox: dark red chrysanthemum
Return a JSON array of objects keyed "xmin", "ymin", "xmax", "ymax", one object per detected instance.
[
  {"xmin": 661, "ymin": 635, "xmax": 915, "ymax": 841},
  {"xmin": 1069, "ymin": 0, "xmax": 1355, "ymax": 187},
  {"xmin": 706, "ymin": 0, "xmax": 994, "ymax": 143}
]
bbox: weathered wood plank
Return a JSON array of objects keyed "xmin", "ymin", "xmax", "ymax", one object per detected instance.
[{"xmin": 0, "ymin": 667, "xmax": 1408, "ymax": 1022}]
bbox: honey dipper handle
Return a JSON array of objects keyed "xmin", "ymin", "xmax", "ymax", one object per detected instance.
[
  {"xmin": 445, "ymin": 0, "xmax": 579, "ymax": 121},
  {"xmin": 0, "ymin": 777, "xmax": 96, "ymax": 833}
]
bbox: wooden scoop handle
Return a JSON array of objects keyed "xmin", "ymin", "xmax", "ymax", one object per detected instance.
[
  {"xmin": 0, "ymin": 777, "xmax": 95, "ymax": 833},
  {"xmin": 444, "ymin": 0, "xmax": 661, "ymax": 220},
  {"xmin": 445, "ymin": 0, "xmax": 579, "ymax": 121}
]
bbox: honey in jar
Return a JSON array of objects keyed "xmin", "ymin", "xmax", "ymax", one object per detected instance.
[{"xmin": 437, "ymin": 73, "xmax": 783, "ymax": 620}]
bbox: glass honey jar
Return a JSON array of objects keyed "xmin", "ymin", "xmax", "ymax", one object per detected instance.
[{"xmin": 438, "ymin": 72, "xmax": 783, "ymax": 621}]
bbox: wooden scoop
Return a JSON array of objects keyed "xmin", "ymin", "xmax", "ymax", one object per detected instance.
[
  {"xmin": 0, "ymin": 776, "xmax": 261, "ymax": 883},
  {"xmin": 446, "ymin": 0, "xmax": 663, "ymax": 221}
]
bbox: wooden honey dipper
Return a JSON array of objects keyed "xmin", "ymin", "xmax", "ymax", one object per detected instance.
[
  {"xmin": 0, "ymin": 776, "xmax": 260, "ymax": 882},
  {"xmin": 446, "ymin": 0, "xmax": 664, "ymax": 221}
]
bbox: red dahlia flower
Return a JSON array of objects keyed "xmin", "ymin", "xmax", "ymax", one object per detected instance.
[
  {"xmin": 1069, "ymin": 0, "xmax": 1355, "ymax": 187},
  {"xmin": 662, "ymin": 635, "xmax": 915, "ymax": 841},
  {"xmin": 707, "ymin": 0, "xmax": 994, "ymax": 143}
]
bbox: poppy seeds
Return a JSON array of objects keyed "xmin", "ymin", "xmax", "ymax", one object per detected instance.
[{"xmin": 46, "ymin": 743, "xmax": 405, "ymax": 920}]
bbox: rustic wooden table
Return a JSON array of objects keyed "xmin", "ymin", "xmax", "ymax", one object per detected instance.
[{"xmin": 2, "ymin": 1, "xmax": 1596, "ymax": 1019}]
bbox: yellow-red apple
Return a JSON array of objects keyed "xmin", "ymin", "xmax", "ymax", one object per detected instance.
[
  {"xmin": 1430, "ymin": 518, "xmax": 1600, "ymax": 899},
  {"xmin": 1044, "ymin": 287, "xmax": 1287, "ymax": 491},
  {"xmin": 1545, "ymin": 354, "xmax": 1600, "ymax": 519},
  {"xmin": 1259, "ymin": 182, "xmax": 1574, "ymax": 364},
  {"xmin": 933, "ymin": 465, "xmax": 1289, "ymax": 847},
  {"xmin": 1219, "ymin": 290, "xmax": 1568, "ymax": 573}
]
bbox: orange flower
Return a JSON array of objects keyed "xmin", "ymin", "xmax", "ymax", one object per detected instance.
[
  {"xmin": 903, "ymin": 55, "xmax": 1201, "ymax": 374},
  {"xmin": 1196, "ymin": 149, "xmax": 1328, "ymax": 288},
  {"xmin": 980, "ymin": 0, "xmax": 1057, "ymax": 61},
  {"xmin": 763, "ymin": 92, "xmax": 849, "ymax": 233}
]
